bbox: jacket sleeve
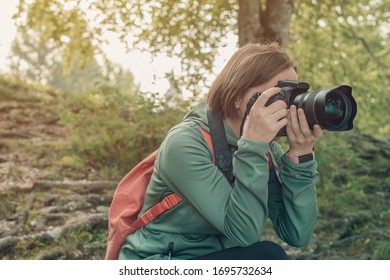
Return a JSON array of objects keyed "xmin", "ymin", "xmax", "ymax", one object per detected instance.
[
  {"xmin": 157, "ymin": 123, "xmax": 271, "ymax": 247},
  {"xmin": 268, "ymin": 142, "xmax": 319, "ymax": 247}
]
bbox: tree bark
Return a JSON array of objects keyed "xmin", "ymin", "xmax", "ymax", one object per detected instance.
[
  {"xmin": 238, "ymin": 0, "xmax": 295, "ymax": 48},
  {"xmin": 262, "ymin": 0, "xmax": 294, "ymax": 48},
  {"xmin": 238, "ymin": 0, "xmax": 263, "ymax": 46}
]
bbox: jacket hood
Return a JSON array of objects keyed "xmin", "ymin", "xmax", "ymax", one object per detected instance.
[{"xmin": 183, "ymin": 100, "xmax": 238, "ymax": 146}]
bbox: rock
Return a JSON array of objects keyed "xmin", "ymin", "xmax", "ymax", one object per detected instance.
[
  {"xmin": 47, "ymin": 227, "xmax": 63, "ymax": 241},
  {"xmin": 96, "ymin": 206, "xmax": 109, "ymax": 213}
]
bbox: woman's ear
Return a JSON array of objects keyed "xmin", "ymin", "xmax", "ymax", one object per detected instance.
[
  {"xmin": 233, "ymin": 95, "xmax": 246, "ymax": 120},
  {"xmin": 234, "ymin": 96, "xmax": 242, "ymax": 110}
]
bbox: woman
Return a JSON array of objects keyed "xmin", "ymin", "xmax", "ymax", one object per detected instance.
[{"xmin": 118, "ymin": 42, "xmax": 323, "ymax": 260}]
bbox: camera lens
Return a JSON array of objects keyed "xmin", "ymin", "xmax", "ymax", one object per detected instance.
[
  {"xmin": 272, "ymin": 81, "xmax": 357, "ymax": 136},
  {"xmin": 325, "ymin": 93, "xmax": 345, "ymax": 124},
  {"xmin": 291, "ymin": 85, "xmax": 357, "ymax": 132}
]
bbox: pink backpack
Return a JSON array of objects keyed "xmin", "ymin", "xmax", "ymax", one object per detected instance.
[{"xmin": 105, "ymin": 127, "xmax": 213, "ymax": 260}]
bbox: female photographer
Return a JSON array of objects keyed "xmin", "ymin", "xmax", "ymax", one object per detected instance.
[{"xmin": 118, "ymin": 42, "xmax": 323, "ymax": 260}]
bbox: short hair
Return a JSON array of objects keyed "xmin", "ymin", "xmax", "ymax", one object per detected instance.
[{"xmin": 207, "ymin": 42, "xmax": 296, "ymax": 119}]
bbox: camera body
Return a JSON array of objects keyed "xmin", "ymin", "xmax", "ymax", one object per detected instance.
[
  {"xmin": 248, "ymin": 80, "xmax": 357, "ymax": 137},
  {"xmin": 265, "ymin": 80, "xmax": 310, "ymax": 107}
]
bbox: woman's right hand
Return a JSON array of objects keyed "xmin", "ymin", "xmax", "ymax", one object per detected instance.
[{"xmin": 242, "ymin": 87, "xmax": 288, "ymax": 143}]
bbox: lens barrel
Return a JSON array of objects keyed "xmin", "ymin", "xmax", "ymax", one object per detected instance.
[{"xmin": 292, "ymin": 85, "xmax": 357, "ymax": 132}]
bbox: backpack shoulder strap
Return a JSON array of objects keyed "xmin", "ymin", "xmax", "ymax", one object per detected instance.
[
  {"xmin": 127, "ymin": 125, "xmax": 216, "ymax": 233},
  {"xmin": 198, "ymin": 125, "xmax": 214, "ymax": 163},
  {"xmin": 207, "ymin": 109, "xmax": 234, "ymax": 183},
  {"xmin": 128, "ymin": 192, "xmax": 182, "ymax": 233}
]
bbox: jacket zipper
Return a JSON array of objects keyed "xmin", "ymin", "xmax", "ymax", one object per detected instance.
[{"xmin": 167, "ymin": 242, "xmax": 175, "ymax": 260}]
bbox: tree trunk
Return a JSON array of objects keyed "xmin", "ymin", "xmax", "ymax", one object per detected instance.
[
  {"xmin": 238, "ymin": 0, "xmax": 263, "ymax": 46},
  {"xmin": 238, "ymin": 0, "xmax": 295, "ymax": 48}
]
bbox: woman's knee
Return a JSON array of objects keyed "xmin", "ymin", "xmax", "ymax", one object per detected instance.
[{"xmin": 253, "ymin": 240, "xmax": 288, "ymax": 260}]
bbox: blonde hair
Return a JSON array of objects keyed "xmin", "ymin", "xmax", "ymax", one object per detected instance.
[{"xmin": 207, "ymin": 42, "xmax": 296, "ymax": 119}]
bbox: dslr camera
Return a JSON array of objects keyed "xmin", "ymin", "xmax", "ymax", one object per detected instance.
[{"xmin": 246, "ymin": 80, "xmax": 357, "ymax": 137}]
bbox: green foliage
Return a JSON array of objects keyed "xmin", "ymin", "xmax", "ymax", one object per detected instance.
[
  {"xmin": 16, "ymin": 0, "xmax": 97, "ymax": 72},
  {"xmin": 375, "ymin": 241, "xmax": 390, "ymax": 260},
  {"xmin": 100, "ymin": 0, "xmax": 237, "ymax": 92},
  {"xmin": 290, "ymin": 0, "xmax": 390, "ymax": 138},
  {"xmin": 315, "ymin": 132, "xmax": 366, "ymax": 216},
  {"xmin": 60, "ymin": 82, "xmax": 187, "ymax": 178},
  {"xmin": 9, "ymin": 28, "xmax": 58, "ymax": 82}
]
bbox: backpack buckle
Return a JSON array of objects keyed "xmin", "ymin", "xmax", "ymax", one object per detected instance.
[{"xmin": 215, "ymin": 151, "xmax": 232, "ymax": 172}]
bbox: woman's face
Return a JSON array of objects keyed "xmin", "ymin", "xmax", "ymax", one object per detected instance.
[{"xmin": 236, "ymin": 67, "xmax": 298, "ymax": 119}]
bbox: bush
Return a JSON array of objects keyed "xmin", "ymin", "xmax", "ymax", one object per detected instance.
[{"xmin": 60, "ymin": 82, "xmax": 187, "ymax": 179}]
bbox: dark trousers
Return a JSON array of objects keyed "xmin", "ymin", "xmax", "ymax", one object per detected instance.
[{"xmin": 192, "ymin": 241, "xmax": 288, "ymax": 260}]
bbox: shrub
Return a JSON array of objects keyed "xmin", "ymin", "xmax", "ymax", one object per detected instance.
[{"xmin": 60, "ymin": 82, "xmax": 187, "ymax": 178}]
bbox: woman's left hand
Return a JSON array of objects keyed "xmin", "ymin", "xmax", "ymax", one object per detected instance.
[{"xmin": 286, "ymin": 105, "xmax": 323, "ymax": 157}]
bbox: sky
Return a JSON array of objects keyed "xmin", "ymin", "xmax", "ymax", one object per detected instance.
[
  {"xmin": 0, "ymin": 0, "xmax": 18, "ymax": 73},
  {"xmin": 0, "ymin": 0, "xmax": 236, "ymax": 93}
]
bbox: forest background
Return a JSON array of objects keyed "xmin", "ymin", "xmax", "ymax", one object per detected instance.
[{"xmin": 0, "ymin": 0, "xmax": 389, "ymax": 260}]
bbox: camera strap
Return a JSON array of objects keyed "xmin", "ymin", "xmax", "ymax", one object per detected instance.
[
  {"xmin": 240, "ymin": 91, "xmax": 262, "ymax": 137},
  {"xmin": 207, "ymin": 109, "xmax": 235, "ymax": 184}
]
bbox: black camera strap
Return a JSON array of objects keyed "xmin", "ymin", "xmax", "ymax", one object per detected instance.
[
  {"xmin": 240, "ymin": 91, "xmax": 262, "ymax": 137},
  {"xmin": 207, "ymin": 109, "xmax": 235, "ymax": 184}
]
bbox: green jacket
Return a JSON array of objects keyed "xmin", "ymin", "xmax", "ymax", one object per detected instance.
[{"xmin": 119, "ymin": 102, "xmax": 319, "ymax": 260}]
